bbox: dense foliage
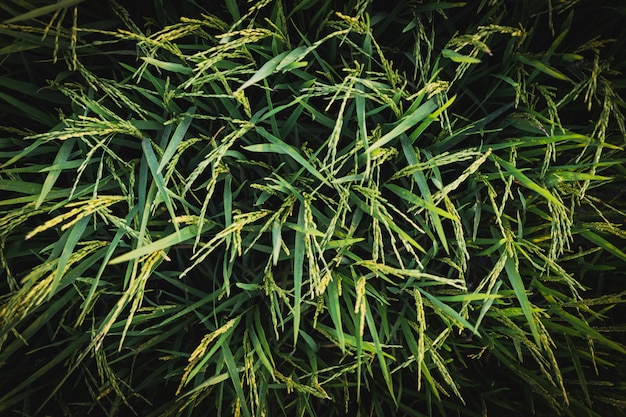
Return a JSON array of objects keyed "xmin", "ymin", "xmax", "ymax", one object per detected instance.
[{"xmin": 1, "ymin": 1, "xmax": 625, "ymax": 416}]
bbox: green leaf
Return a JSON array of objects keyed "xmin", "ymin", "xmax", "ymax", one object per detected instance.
[
  {"xmin": 385, "ymin": 184, "xmax": 456, "ymax": 220},
  {"xmin": 222, "ymin": 343, "xmax": 252, "ymax": 417},
  {"xmin": 442, "ymin": 48, "xmax": 481, "ymax": 63},
  {"xmin": 365, "ymin": 302, "xmax": 396, "ymax": 405},
  {"xmin": 276, "ymin": 46, "xmax": 308, "ymax": 71},
  {"xmin": 236, "ymin": 50, "xmax": 291, "ymax": 92},
  {"xmin": 271, "ymin": 218, "xmax": 281, "ymax": 266},
  {"xmin": 0, "ymin": 91, "xmax": 57, "ymax": 125},
  {"xmin": 367, "ymin": 99, "xmax": 438, "ymax": 153},
  {"xmin": 400, "ymin": 136, "xmax": 449, "ymax": 254},
  {"xmin": 504, "ymin": 255, "xmax": 542, "ymax": 347},
  {"xmin": 141, "ymin": 57, "xmax": 193, "ymax": 75},
  {"xmin": 292, "ymin": 203, "xmax": 306, "ymax": 346},
  {"xmin": 516, "ymin": 54, "xmax": 572, "ymax": 82},
  {"xmin": 36, "ymin": 138, "xmax": 75, "ymax": 209},
  {"xmin": 565, "ymin": 335, "xmax": 592, "ymax": 407},
  {"xmin": 141, "ymin": 138, "xmax": 180, "ymax": 232},
  {"xmin": 418, "ymin": 288, "xmax": 480, "ymax": 335},
  {"xmin": 246, "ymin": 127, "xmax": 330, "ymax": 186},
  {"xmin": 578, "ymin": 229, "xmax": 626, "ymax": 262},
  {"xmin": 108, "ymin": 223, "xmax": 215, "ymax": 265},
  {"xmin": 556, "ymin": 308, "xmax": 626, "ymax": 354},
  {"xmin": 326, "ymin": 275, "xmax": 345, "ymax": 352},
  {"xmin": 491, "ymin": 154, "xmax": 563, "ymax": 208},
  {"xmin": 157, "ymin": 106, "xmax": 196, "ymax": 173},
  {"xmin": 49, "ymin": 216, "xmax": 89, "ymax": 300},
  {"xmin": 3, "ymin": 0, "xmax": 85, "ymax": 23}
]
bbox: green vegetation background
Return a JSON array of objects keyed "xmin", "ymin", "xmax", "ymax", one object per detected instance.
[{"xmin": 1, "ymin": 0, "xmax": 625, "ymax": 416}]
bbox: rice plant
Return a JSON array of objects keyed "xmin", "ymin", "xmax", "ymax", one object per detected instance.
[{"xmin": 1, "ymin": 1, "xmax": 625, "ymax": 416}]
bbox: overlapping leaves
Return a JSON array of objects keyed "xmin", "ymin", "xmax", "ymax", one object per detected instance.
[{"xmin": 1, "ymin": 1, "xmax": 625, "ymax": 416}]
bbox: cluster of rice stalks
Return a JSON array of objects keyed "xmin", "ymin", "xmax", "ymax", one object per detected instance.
[{"xmin": 1, "ymin": 1, "xmax": 625, "ymax": 416}]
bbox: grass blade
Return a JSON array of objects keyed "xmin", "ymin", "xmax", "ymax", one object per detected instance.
[
  {"xmin": 504, "ymin": 254, "xmax": 541, "ymax": 347},
  {"xmin": 141, "ymin": 138, "xmax": 180, "ymax": 231},
  {"xmin": 368, "ymin": 99, "xmax": 437, "ymax": 153},
  {"xmin": 3, "ymin": 0, "xmax": 85, "ymax": 24}
]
